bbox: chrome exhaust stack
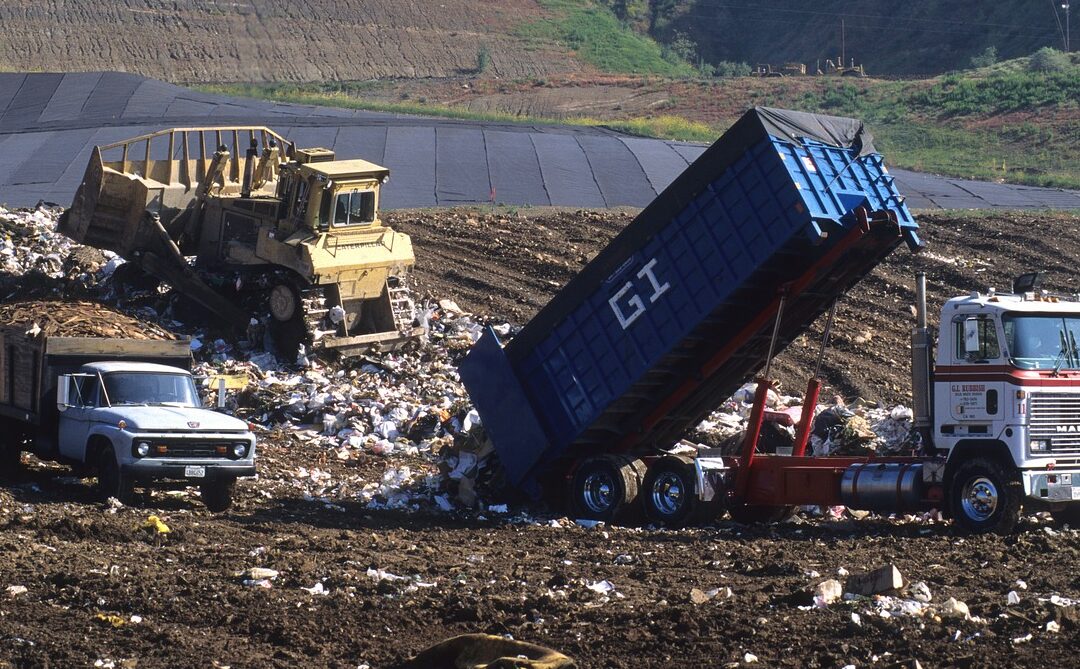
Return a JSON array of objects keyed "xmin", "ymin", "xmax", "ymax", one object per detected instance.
[{"xmin": 911, "ymin": 272, "xmax": 934, "ymax": 450}]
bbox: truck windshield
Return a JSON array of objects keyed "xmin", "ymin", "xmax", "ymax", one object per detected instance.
[
  {"xmin": 1003, "ymin": 314, "xmax": 1080, "ymax": 370},
  {"xmin": 102, "ymin": 373, "xmax": 201, "ymax": 407}
]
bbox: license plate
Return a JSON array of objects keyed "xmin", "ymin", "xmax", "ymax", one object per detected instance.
[{"xmin": 184, "ymin": 465, "xmax": 206, "ymax": 478}]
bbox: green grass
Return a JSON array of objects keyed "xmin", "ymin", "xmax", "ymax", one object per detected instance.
[
  {"xmin": 520, "ymin": 0, "xmax": 694, "ymax": 77},
  {"xmin": 793, "ymin": 73, "xmax": 1080, "ymax": 190},
  {"xmin": 912, "ymin": 70, "xmax": 1080, "ymax": 117},
  {"xmin": 199, "ymin": 83, "xmax": 719, "ymax": 142}
]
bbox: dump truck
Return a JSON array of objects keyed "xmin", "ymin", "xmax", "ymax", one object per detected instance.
[
  {"xmin": 60, "ymin": 127, "xmax": 421, "ymax": 357},
  {"xmin": 0, "ymin": 326, "xmax": 256, "ymax": 511},
  {"xmin": 459, "ymin": 107, "xmax": 1080, "ymax": 534}
]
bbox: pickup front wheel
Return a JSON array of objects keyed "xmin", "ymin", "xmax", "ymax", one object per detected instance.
[
  {"xmin": 201, "ymin": 479, "xmax": 236, "ymax": 513},
  {"xmin": 97, "ymin": 444, "xmax": 134, "ymax": 504},
  {"xmin": 950, "ymin": 458, "xmax": 1021, "ymax": 535}
]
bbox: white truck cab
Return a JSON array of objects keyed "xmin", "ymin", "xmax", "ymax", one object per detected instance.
[{"xmin": 925, "ymin": 281, "xmax": 1080, "ymax": 530}]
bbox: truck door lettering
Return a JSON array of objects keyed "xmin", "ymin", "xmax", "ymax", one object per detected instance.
[{"xmin": 609, "ymin": 258, "xmax": 671, "ymax": 330}]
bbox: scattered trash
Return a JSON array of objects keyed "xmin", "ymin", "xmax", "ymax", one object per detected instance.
[
  {"xmin": 301, "ymin": 583, "xmax": 328, "ymax": 596},
  {"xmin": 238, "ymin": 567, "xmax": 279, "ymax": 588},
  {"xmin": 586, "ymin": 580, "xmax": 616, "ymax": 595},
  {"xmin": 941, "ymin": 597, "xmax": 971, "ymax": 620},
  {"xmin": 813, "ymin": 579, "xmax": 843, "ymax": 607},
  {"xmin": 394, "ymin": 633, "xmax": 574, "ymax": 669},
  {"xmin": 94, "ymin": 613, "xmax": 128, "ymax": 628},
  {"xmin": 6, "ymin": 585, "xmax": 27, "ymax": 597},
  {"xmin": 142, "ymin": 515, "xmax": 171, "ymax": 534},
  {"xmin": 908, "ymin": 581, "xmax": 933, "ymax": 603}
]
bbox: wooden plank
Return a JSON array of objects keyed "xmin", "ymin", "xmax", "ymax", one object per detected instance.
[{"xmin": 44, "ymin": 337, "xmax": 191, "ymax": 359}]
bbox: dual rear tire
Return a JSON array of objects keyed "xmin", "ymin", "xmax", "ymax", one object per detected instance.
[{"xmin": 569, "ymin": 455, "xmax": 644, "ymax": 524}]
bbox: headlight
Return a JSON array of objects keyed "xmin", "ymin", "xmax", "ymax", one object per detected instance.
[
  {"xmin": 232, "ymin": 442, "xmax": 249, "ymax": 458},
  {"xmin": 135, "ymin": 441, "xmax": 151, "ymax": 457},
  {"xmin": 1030, "ymin": 439, "xmax": 1051, "ymax": 452}
]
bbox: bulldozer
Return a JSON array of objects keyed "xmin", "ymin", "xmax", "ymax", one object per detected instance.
[{"xmin": 60, "ymin": 127, "xmax": 422, "ymax": 357}]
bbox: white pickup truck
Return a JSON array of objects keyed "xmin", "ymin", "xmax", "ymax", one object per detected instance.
[{"xmin": 0, "ymin": 333, "xmax": 255, "ymax": 511}]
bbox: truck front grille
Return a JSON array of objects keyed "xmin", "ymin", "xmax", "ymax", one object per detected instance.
[
  {"xmin": 1029, "ymin": 393, "xmax": 1080, "ymax": 455},
  {"xmin": 146, "ymin": 440, "xmax": 234, "ymax": 458}
]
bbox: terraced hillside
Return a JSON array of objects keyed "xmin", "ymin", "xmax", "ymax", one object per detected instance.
[{"xmin": 0, "ymin": 0, "xmax": 585, "ymax": 82}]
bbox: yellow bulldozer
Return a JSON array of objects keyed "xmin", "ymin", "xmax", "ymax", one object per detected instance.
[{"xmin": 60, "ymin": 127, "xmax": 422, "ymax": 357}]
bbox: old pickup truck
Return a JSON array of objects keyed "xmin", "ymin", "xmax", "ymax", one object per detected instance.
[{"xmin": 0, "ymin": 328, "xmax": 255, "ymax": 511}]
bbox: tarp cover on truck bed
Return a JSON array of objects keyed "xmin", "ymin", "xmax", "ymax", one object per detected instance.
[{"xmin": 460, "ymin": 107, "xmax": 920, "ymax": 492}]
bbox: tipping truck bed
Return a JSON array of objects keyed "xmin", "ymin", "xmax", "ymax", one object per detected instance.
[{"xmin": 459, "ymin": 107, "xmax": 922, "ymax": 494}]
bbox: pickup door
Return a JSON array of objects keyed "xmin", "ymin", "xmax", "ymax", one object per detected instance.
[{"xmin": 58, "ymin": 375, "xmax": 100, "ymax": 463}]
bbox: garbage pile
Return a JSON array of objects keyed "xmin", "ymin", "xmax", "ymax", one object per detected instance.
[
  {"xmin": 0, "ymin": 206, "xmax": 115, "ymax": 298},
  {"xmin": 691, "ymin": 382, "xmax": 917, "ymax": 457}
]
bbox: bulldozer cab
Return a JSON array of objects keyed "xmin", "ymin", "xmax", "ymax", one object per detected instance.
[{"xmin": 275, "ymin": 153, "xmax": 389, "ymax": 235}]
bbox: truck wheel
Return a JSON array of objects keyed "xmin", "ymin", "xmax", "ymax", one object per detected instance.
[
  {"xmin": 1050, "ymin": 505, "xmax": 1080, "ymax": 527},
  {"xmin": 201, "ymin": 479, "xmax": 236, "ymax": 513},
  {"xmin": 97, "ymin": 445, "xmax": 134, "ymax": 504},
  {"xmin": 728, "ymin": 504, "xmax": 797, "ymax": 524},
  {"xmin": 570, "ymin": 456, "xmax": 642, "ymax": 523},
  {"xmin": 950, "ymin": 458, "xmax": 1021, "ymax": 535},
  {"xmin": 641, "ymin": 456, "xmax": 701, "ymax": 527}
]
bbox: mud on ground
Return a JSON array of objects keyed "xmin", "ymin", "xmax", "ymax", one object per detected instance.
[{"xmin": 0, "ymin": 208, "xmax": 1079, "ymax": 667}]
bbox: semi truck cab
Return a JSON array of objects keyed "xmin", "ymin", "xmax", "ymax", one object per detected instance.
[{"xmin": 930, "ymin": 285, "xmax": 1080, "ymax": 519}]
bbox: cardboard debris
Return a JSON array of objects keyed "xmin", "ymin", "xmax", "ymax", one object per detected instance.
[{"xmin": 845, "ymin": 565, "xmax": 904, "ymax": 596}]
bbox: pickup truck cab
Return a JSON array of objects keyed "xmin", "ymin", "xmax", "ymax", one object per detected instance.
[{"xmin": 57, "ymin": 361, "xmax": 256, "ymax": 511}]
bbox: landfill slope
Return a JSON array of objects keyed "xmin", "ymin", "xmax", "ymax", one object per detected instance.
[
  {"xmin": 0, "ymin": 1, "xmax": 581, "ymax": 83},
  {"xmin": 0, "ymin": 205, "xmax": 1076, "ymax": 666}
]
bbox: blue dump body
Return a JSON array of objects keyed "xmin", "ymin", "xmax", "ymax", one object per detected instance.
[{"xmin": 459, "ymin": 108, "xmax": 922, "ymax": 494}]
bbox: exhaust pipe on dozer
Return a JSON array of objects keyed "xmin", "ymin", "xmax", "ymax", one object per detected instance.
[{"xmin": 911, "ymin": 272, "xmax": 934, "ymax": 452}]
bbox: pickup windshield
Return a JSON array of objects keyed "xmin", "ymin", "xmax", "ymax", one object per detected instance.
[
  {"xmin": 102, "ymin": 372, "xmax": 201, "ymax": 407},
  {"xmin": 1003, "ymin": 313, "xmax": 1080, "ymax": 370}
]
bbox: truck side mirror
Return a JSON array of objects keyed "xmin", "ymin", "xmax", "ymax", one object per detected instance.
[
  {"xmin": 963, "ymin": 319, "xmax": 980, "ymax": 353},
  {"xmin": 57, "ymin": 375, "xmax": 72, "ymax": 412}
]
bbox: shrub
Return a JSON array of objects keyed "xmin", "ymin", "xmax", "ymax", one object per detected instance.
[
  {"xmin": 475, "ymin": 45, "xmax": 491, "ymax": 74},
  {"xmin": 1029, "ymin": 47, "xmax": 1068, "ymax": 73},
  {"xmin": 712, "ymin": 61, "xmax": 751, "ymax": 78},
  {"xmin": 969, "ymin": 46, "xmax": 998, "ymax": 69}
]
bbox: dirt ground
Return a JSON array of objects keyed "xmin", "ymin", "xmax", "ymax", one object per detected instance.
[{"xmin": 1, "ymin": 208, "xmax": 1079, "ymax": 667}]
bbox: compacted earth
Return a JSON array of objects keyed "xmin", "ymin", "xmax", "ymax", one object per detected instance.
[{"xmin": 0, "ymin": 207, "xmax": 1078, "ymax": 667}]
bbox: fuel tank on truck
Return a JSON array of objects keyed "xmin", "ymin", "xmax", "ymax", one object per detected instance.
[{"xmin": 459, "ymin": 107, "xmax": 921, "ymax": 495}]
